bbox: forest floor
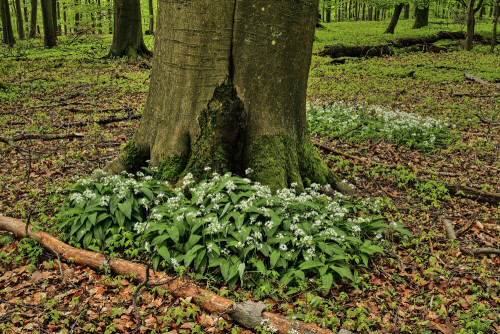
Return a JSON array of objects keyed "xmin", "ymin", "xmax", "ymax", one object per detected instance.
[{"xmin": 0, "ymin": 21, "xmax": 499, "ymax": 333}]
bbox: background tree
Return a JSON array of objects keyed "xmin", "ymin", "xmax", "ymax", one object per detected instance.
[
  {"xmin": 413, "ymin": 1, "xmax": 430, "ymax": 28},
  {"xmin": 0, "ymin": 0, "xmax": 16, "ymax": 46},
  {"xmin": 106, "ymin": 0, "xmax": 345, "ymax": 193},
  {"xmin": 147, "ymin": 0, "xmax": 153, "ymax": 33},
  {"xmin": 109, "ymin": 0, "xmax": 150, "ymax": 57},
  {"xmin": 492, "ymin": 0, "xmax": 499, "ymax": 52},
  {"xmin": 41, "ymin": 0, "xmax": 57, "ymax": 47},
  {"xmin": 14, "ymin": 0, "xmax": 25, "ymax": 39},
  {"xmin": 29, "ymin": 0, "xmax": 37, "ymax": 38},
  {"xmin": 464, "ymin": 0, "xmax": 484, "ymax": 50},
  {"xmin": 385, "ymin": 1, "xmax": 406, "ymax": 33}
]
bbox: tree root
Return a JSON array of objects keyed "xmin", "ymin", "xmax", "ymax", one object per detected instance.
[{"xmin": 0, "ymin": 215, "xmax": 334, "ymax": 334}]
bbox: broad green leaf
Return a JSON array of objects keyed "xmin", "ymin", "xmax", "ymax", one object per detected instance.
[
  {"xmin": 270, "ymin": 251, "xmax": 280, "ymax": 268},
  {"xmin": 322, "ymin": 273, "xmax": 333, "ymax": 290},
  {"xmin": 157, "ymin": 246, "xmax": 171, "ymax": 261},
  {"xmin": 299, "ymin": 261, "xmax": 324, "ymax": 270},
  {"xmin": 167, "ymin": 226, "xmax": 180, "ymax": 244}
]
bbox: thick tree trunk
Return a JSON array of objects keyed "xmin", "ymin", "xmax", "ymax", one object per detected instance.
[
  {"xmin": 28, "ymin": 0, "xmax": 36, "ymax": 38},
  {"xmin": 0, "ymin": 0, "xmax": 16, "ymax": 46},
  {"xmin": 465, "ymin": 0, "xmax": 483, "ymax": 50},
  {"xmin": 40, "ymin": 0, "xmax": 57, "ymax": 47},
  {"xmin": 413, "ymin": 6, "xmax": 429, "ymax": 28},
  {"xmin": 106, "ymin": 0, "xmax": 340, "ymax": 193},
  {"xmin": 109, "ymin": 0, "xmax": 150, "ymax": 57},
  {"xmin": 492, "ymin": 0, "xmax": 499, "ymax": 52},
  {"xmin": 385, "ymin": 4, "xmax": 404, "ymax": 34},
  {"xmin": 14, "ymin": 0, "xmax": 25, "ymax": 39}
]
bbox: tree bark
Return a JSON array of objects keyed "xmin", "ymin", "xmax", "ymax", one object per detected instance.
[
  {"xmin": 413, "ymin": 6, "xmax": 429, "ymax": 28},
  {"xmin": 108, "ymin": 0, "xmax": 150, "ymax": 57},
  {"xmin": 492, "ymin": 0, "xmax": 500, "ymax": 52},
  {"xmin": 465, "ymin": 0, "xmax": 484, "ymax": 50},
  {"xmin": 28, "ymin": 0, "xmax": 36, "ymax": 38},
  {"xmin": 106, "ymin": 0, "xmax": 340, "ymax": 193},
  {"xmin": 325, "ymin": 0, "xmax": 331, "ymax": 22},
  {"xmin": 14, "ymin": 0, "xmax": 25, "ymax": 39},
  {"xmin": 40, "ymin": 0, "xmax": 57, "ymax": 47},
  {"xmin": 0, "ymin": 0, "xmax": 16, "ymax": 46},
  {"xmin": 147, "ymin": 0, "xmax": 153, "ymax": 33},
  {"xmin": 385, "ymin": 4, "xmax": 404, "ymax": 34},
  {"xmin": 403, "ymin": 4, "xmax": 410, "ymax": 19}
]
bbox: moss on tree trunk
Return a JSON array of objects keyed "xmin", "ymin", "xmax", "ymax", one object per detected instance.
[{"xmin": 106, "ymin": 0, "xmax": 347, "ymax": 193}]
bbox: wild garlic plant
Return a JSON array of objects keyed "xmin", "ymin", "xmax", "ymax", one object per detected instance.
[
  {"xmin": 307, "ymin": 101, "xmax": 454, "ymax": 151},
  {"xmin": 58, "ymin": 168, "xmax": 410, "ymax": 293}
]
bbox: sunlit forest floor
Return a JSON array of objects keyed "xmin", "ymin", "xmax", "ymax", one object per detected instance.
[{"xmin": 0, "ymin": 20, "xmax": 499, "ymax": 333}]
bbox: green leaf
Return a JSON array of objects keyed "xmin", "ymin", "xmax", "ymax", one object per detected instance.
[
  {"xmin": 270, "ymin": 251, "xmax": 280, "ymax": 268},
  {"xmin": 118, "ymin": 199, "xmax": 132, "ymax": 220},
  {"xmin": 88, "ymin": 212, "xmax": 97, "ymax": 226},
  {"xmin": 221, "ymin": 262, "xmax": 230, "ymax": 281},
  {"xmin": 194, "ymin": 249, "xmax": 206, "ymax": 271},
  {"xmin": 237, "ymin": 262, "xmax": 245, "ymax": 284},
  {"xmin": 167, "ymin": 226, "xmax": 180, "ymax": 244},
  {"xmin": 331, "ymin": 265, "xmax": 354, "ymax": 281},
  {"xmin": 184, "ymin": 234, "xmax": 201, "ymax": 251},
  {"xmin": 322, "ymin": 273, "xmax": 333, "ymax": 290},
  {"xmin": 185, "ymin": 245, "xmax": 204, "ymax": 267},
  {"xmin": 151, "ymin": 234, "xmax": 170, "ymax": 246},
  {"xmin": 299, "ymin": 261, "xmax": 324, "ymax": 270},
  {"xmin": 157, "ymin": 246, "xmax": 171, "ymax": 261},
  {"xmin": 255, "ymin": 261, "xmax": 266, "ymax": 275}
]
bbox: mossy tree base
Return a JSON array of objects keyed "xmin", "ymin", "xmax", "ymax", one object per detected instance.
[{"xmin": 105, "ymin": 0, "xmax": 350, "ymax": 194}]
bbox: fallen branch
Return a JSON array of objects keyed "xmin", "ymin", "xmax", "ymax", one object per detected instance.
[
  {"xmin": 313, "ymin": 140, "xmax": 500, "ymax": 204},
  {"xmin": 66, "ymin": 107, "xmax": 136, "ymax": 114},
  {"xmin": 0, "ymin": 216, "xmax": 333, "ymax": 334},
  {"xmin": 0, "ymin": 132, "xmax": 84, "ymax": 143},
  {"xmin": 62, "ymin": 114, "xmax": 141, "ymax": 127},
  {"xmin": 464, "ymin": 72, "xmax": 500, "ymax": 87},
  {"xmin": 442, "ymin": 218, "xmax": 500, "ymax": 256}
]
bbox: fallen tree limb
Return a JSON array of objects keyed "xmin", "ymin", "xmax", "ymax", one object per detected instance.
[
  {"xmin": 62, "ymin": 114, "xmax": 141, "ymax": 127},
  {"xmin": 442, "ymin": 218, "xmax": 500, "ymax": 256},
  {"xmin": 0, "ymin": 132, "xmax": 84, "ymax": 143},
  {"xmin": 318, "ymin": 31, "xmax": 497, "ymax": 59},
  {"xmin": 313, "ymin": 140, "xmax": 500, "ymax": 204},
  {"xmin": 0, "ymin": 216, "xmax": 333, "ymax": 334},
  {"xmin": 465, "ymin": 72, "xmax": 500, "ymax": 88},
  {"xmin": 66, "ymin": 107, "xmax": 136, "ymax": 114}
]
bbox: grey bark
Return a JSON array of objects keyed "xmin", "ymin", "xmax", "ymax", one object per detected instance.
[
  {"xmin": 0, "ymin": 0, "xmax": 16, "ymax": 45},
  {"xmin": 40, "ymin": 0, "xmax": 57, "ymax": 47},
  {"xmin": 28, "ymin": 0, "xmax": 36, "ymax": 38},
  {"xmin": 14, "ymin": 0, "xmax": 25, "ymax": 39}
]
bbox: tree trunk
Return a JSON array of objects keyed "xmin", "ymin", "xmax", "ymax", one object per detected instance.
[
  {"xmin": 108, "ymin": 0, "xmax": 150, "ymax": 57},
  {"xmin": 28, "ymin": 0, "xmax": 36, "ymax": 37},
  {"xmin": 413, "ymin": 6, "xmax": 429, "ymax": 28},
  {"xmin": 385, "ymin": 4, "xmax": 404, "ymax": 34},
  {"xmin": 147, "ymin": 0, "xmax": 153, "ymax": 33},
  {"xmin": 325, "ymin": 0, "xmax": 331, "ymax": 22},
  {"xmin": 403, "ymin": 4, "xmax": 410, "ymax": 19},
  {"xmin": 40, "ymin": 0, "xmax": 57, "ymax": 47},
  {"xmin": 74, "ymin": 0, "xmax": 79, "ymax": 30},
  {"xmin": 14, "ymin": 0, "xmax": 25, "ymax": 39},
  {"xmin": 464, "ymin": 0, "xmax": 484, "ymax": 50},
  {"xmin": 491, "ymin": 0, "xmax": 499, "ymax": 52},
  {"xmin": 0, "ymin": 0, "xmax": 16, "ymax": 46},
  {"xmin": 106, "ymin": 0, "xmax": 340, "ymax": 193}
]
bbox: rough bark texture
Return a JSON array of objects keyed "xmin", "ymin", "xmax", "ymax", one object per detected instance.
[
  {"xmin": 403, "ymin": 4, "xmax": 410, "ymax": 19},
  {"xmin": 413, "ymin": 6, "xmax": 429, "ymax": 28},
  {"xmin": 385, "ymin": 4, "xmax": 404, "ymax": 34},
  {"xmin": 109, "ymin": 0, "xmax": 150, "ymax": 57},
  {"xmin": 106, "ymin": 0, "xmax": 340, "ymax": 192},
  {"xmin": 0, "ymin": 0, "xmax": 16, "ymax": 46},
  {"xmin": 465, "ymin": 0, "xmax": 484, "ymax": 50},
  {"xmin": 0, "ymin": 215, "xmax": 335, "ymax": 334},
  {"xmin": 147, "ymin": 0, "xmax": 153, "ymax": 33},
  {"xmin": 492, "ymin": 0, "xmax": 500, "ymax": 52},
  {"xmin": 40, "ymin": 0, "xmax": 57, "ymax": 47}
]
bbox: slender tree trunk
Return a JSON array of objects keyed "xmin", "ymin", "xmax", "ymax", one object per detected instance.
[
  {"xmin": 40, "ymin": 0, "xmax": 57, "ymax": 47},
  {"xmin": 465, "ymin": 0, "xmax": 484, "ymax": 50},
  {"xmin": 403, "ymin": 4, "xmax": 409, "ymax": 19},
  {"xmin": 62, "ymin": 1, "xmax": 67, "ymax": 34},
  {"xmin": 492, "ymin": 0, "xmax": 499, "ymax": 52},
  {"xmin": 97, "ymin": 0, "xmax": 102, "ymax": 33},
  {"xmin": 28, "ymin": 0, "xmax": 36, "ymax": 37},
  {"xmin": 106, "ymin": 0, "xmax": 341, "ymax": 193},
  {"xmin": 413, "ymin": 6, "xmax": 429, "ymax": 28},
  {"xmin": 107, "ymin": 0, "xmax": 111, "ymax": 33},
  {"xmin": 74, "ymin": 0, "xmax": 79, "ymax": 30},
  {"xmin": 385, "ymin": 4, "xmax": 404, "ymax": 34},
  {"xmin": 0, "ymin": 0, "xmax": 16, "ymax": 45},
  {"xmin": 14, "ymin": 0, "xmax": 25, "ymax": 39},
  {"xmin": 325, "ymin": 0, "xmax": 331, "ymax": 22},
  {"xmin": 147, "ymin": 0, "xmax": 153, "ymax": 33}
]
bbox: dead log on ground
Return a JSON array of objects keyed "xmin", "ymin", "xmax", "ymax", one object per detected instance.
[
  {"xmin": 63, "ymin": 114, "xmax": 141, "ymax": 127},
  {"xmin": 0, "ymin": 132, "xmax": 84, "ymax": 143},
  {"xmin": 464, "ymin": 72, "xmax": 500, "ymax": 87},
  {"xmin": 0, "ymin": 216, "xmax": 333, "ymax": 334},
  {"xmin": 441, "ymin": 218, "xmax": 500, "ymax": 256}
]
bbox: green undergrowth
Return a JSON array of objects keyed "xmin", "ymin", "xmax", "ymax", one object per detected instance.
[
  {"xmin": 56, "ymin": 168, "xmax": 410, "ymax": 296},
  {"xmin": 308, "ymin": 101, "xmax": 455, "ymax": 151}
]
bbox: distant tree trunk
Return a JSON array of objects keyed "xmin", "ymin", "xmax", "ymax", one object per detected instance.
[
  {"xmin": 385, "ymin": 4, "xmax": 404, "ymax": 34},
  {"xmin": 147, "ymin": 0, "xmax": 153, "ymax": 33},
  {"xmin": 107, "ymin": 0, "xmax": 111, "ymax": 33},
  {"xmin": 74, "ymin": 0, "xmax": 79, "ymax": 30},
  {"xmin": 97, "ymin": 0, "xmax": 102, "ymax": 33},
  {"xmin": 325, "ymin": 0, "xmax": 331, "ymax": 22},
  {"xmin": 62, "ymin": 1, "xmax": 67, "ymax": 34},
  {"xmin": 0, "ymin": 0, "xmax": 16, "ymax": 45},
  {"xmin": 29, "ymin": 0, "xmax": 36, "ymax": 37},
  {"xmin": 465, "ymin": 0, "xmax": 484, "ymax": 50},
  {"xmin": 55, "ymin": 0, "xmax": 61, "ymax": 35},
  {"xmin": 413, "ymin": 6, "xmax": 429, "ymax": 28},
  {"xmin": 492, "ymin": 0, "xmax": 499, "ymax": 52},
  {"xmin": 14, "ymin": 0, "xmax": 25, "ymax": 39},
  {"xmin": 40, "ymin": 0, "xmax": 57, "ymax": 47},
  {"xmin": 109, "ymin": 0, "xmax": 150, "ymax": 57},
  {"xmin": 403, "ymin": 4, "xmax": 410, "ymax": 19},
  {"xmin": 368, "ymin": 7, "xmax": 372, "ymax": 20}
]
